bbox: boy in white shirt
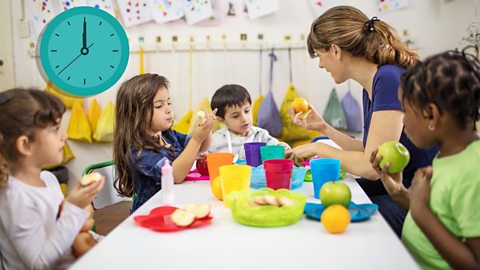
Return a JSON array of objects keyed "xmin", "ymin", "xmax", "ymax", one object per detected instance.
[{"xmin": 209, "ymin": 84, "xmax": 290, "ymax": 160}]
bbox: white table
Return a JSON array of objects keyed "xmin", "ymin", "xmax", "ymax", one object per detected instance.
[{"xmin": 71, "ymin": 176, "xmax": 419, "ymax": 270}]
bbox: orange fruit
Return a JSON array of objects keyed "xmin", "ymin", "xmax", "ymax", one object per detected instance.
[
  {"xmin": 291, "ymin": 98, "xmax": 309, "ymax": 114},
  {"xmin": 321, "ymin": 204, "xmax": 351, "ymax": 234},
  {"xmin": 211, "ymin": 176, "xmax": 223, "ymax": 200}
]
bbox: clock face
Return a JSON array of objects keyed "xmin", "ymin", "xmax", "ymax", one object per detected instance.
[{"xmin": 40, "ymin": 7, "xmax": 129, "ymax": 97}]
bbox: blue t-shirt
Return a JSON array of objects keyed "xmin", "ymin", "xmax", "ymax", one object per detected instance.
[
  {"xmin": 129, "ymin": 129, "xmax": 190, "ymax": 212},
  {"xmin": 361, "ymin": 65, "xmax": 438, "ymax": 195}
]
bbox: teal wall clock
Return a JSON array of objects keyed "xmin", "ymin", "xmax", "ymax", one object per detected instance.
[{"xmin": 39, "ymin": 7, "xmax": 129, "ymax": 97}]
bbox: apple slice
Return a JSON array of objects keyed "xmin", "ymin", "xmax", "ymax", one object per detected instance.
[
  {"xmin": 184, "ymin": 204, "xmax": 211, "ymax": 219},
  {"xmin": 196, "ymin": 111, "xmax": 206, "ymax": 126},
  {"xmin": 276, "ymin": 197, "xmax": 294, "ymax": 207},
  {"xmin": 80, "ymin": 172, "xmax": 102, "ymax": 187},
  {"xmin": 171, "ymin": 209, "xmax": 196, "ymax": 227}
]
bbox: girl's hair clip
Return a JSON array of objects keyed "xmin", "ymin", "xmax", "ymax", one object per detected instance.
[
  {"xmin": 365, "ymin": 16, "xmax": 380, "ymax": 32},
  {"xmin": 0, "ymin": 93, "xmax": 10, "ymax": 105}
]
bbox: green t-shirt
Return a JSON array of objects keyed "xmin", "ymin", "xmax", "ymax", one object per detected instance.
[{"xmin": 402, "ymin": 140, "xmax": 480, "ymax": 270}]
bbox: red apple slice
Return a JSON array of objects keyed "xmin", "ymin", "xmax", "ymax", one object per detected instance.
[
  {"xmin": 80, "ymin": 172, "xmax": 102, "ymax": 187},
  {"xmin": 171, "ymin": 209, "xmax": 196, "ymax": 227},
  {"xmin": 184, "ymin": 204, "xmax": 211, "ymax": 219}
]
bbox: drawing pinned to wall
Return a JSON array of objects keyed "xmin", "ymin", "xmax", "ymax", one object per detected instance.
[
  {"xmin": 117, "ymin": 0, "xmax": 153, "ymax": 27},
  {"xmin": 26, "ymin": 0, "xmax": 56, "ymax": 38},
  {"xmin": 88, "ymin": 0, "xmax": 115, "ymax": 16},
  {"xmin": 58, "ymin": 0, "xmax": 88, "ymax": 11},
  {"xmin": 225, "ymin": 0, "xmax": 248, "ymax": 18},
  {"xmin": 374, "ymin": 0, "xmax": 409, "ymax": 14},
  {"xmin": 197, "ymin": 0, "xmax": 228, "ymax": 27},
  {"xmin": 245, "ymin": 0, "xmax": 279, "ymax": 20},
  {"xmin": 183, "ymin": 0, "xmax": 214, "ymax": 25},
  {"xmin": 57, "ymin": 0, "xmax": 114, "ymax": 16},
  {"xmin": 149, "ymin": 0, "xmax": 184, "ymax": 23},
  {"xmin": 308, "ymin": 0, "xmax": 339, "ymax": 17}
]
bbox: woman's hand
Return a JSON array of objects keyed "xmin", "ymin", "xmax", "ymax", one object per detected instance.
[
  {"xmin": 290, "ymin": 104, "xmax": 327, "ymax": 132},
  {"xmin": 191, "ymin": 109, "xmax": 217, "ymax": 143},
  {"xmin": 67, "ymin": 177, "xmax": 105, "ymax": 209},
  {"xmin": 370, "ymin": 148, "xmax": 404, "ymax": 196},
  {"xmin": 409, "ymin": 167, "xmax": 433, "ymax": 215},
  {"xmin": 285, "ymin": 142, "xmax": 319, "ymax": 166}
]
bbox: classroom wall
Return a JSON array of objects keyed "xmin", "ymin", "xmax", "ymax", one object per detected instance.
[{"xmin": 8, "ymin": 0, "xmax": 478, "ymax": 184}]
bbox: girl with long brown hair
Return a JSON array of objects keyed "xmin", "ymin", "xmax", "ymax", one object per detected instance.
[
  {"xmin": 114, "ymin": 74, "xmax": 215, "ymax": 212},
  {"xmin": 286, "ymin": 6, "xmax": 438, "ymax": 236}
]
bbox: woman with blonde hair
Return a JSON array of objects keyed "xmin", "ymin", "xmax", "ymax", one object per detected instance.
[{"xmin": 286, "ymin": 6, "xmax": 438, "ymax": 236}]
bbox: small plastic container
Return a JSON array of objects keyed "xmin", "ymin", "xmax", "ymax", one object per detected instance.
[{"xmin": 161, "ymin": 160, "xmax": 175, "ymax": 205}]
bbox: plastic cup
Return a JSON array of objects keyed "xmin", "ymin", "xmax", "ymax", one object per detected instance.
[
  {"xmin": 244, "ymin": 142, "xmax": 266, "ymax": 167},
  {"xmin": 310, "ymin": 158, "xmax": 341, "ymax": 199},
  {"xmin": 207, "ymin": 153, "xmax": 234, "ymax": 188},
  {"xmin": 264, "ymin": 159, "xmax": 293, "ymax": 190},
  {"xmin": 260, "ymin": 145, "xmax": 285, "ymax": 162},
  {"xmin": 219, "ymin": 165, "xmax": 251, "ymax": 207}
]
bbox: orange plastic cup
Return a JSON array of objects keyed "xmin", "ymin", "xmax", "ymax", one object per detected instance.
[
  {"xmin": 207, "ymin": 153, "xmax": 234, "ymax": 187},
  {"xmin": 219, "ymin": 165, "xmax": 251, "ymax": 207}
]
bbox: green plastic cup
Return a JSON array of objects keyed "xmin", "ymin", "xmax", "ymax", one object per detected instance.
[{"xmin": 260, "ymin": 145, "xmax": 285, "ymax": 162}]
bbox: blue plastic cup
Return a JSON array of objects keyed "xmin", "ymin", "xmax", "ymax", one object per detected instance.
[
  {"xmin": 310, "ymin": 158, "xmax": 341, "ymax": 199},
  {"xmin": 244, "ymin": 142, "xmax": 266, "ymax": 167},
  {"xmin": 260, "ymin": 145, "xmax": 285, "ymax": 163}
]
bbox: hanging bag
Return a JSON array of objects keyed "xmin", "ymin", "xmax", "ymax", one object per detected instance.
[
  {"xmin": 67, "ymin": 100, "xmax": 92, "ymax": 143},
  {"xmin": 323, "ymin": 88, "xmax": 348, "ymax": 130},
  {"xmin": 87, "ymin": 98, "xmax": 101, "ymax": 134},
  {"xmin": 341, "ymin": 89, "xmax": 362, "ymax": 133},
  {"xmin": 93, "ymin": 101, "xmax": 115, "ymax": 142},
  {"xmin": 257, "ymin": 49, "xmax": 283, "ymax": 138}
]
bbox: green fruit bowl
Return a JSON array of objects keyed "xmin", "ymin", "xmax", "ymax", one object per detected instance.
[{"xmin": 227, "ymin": 188, "xmax": 307, "ymax": 227}]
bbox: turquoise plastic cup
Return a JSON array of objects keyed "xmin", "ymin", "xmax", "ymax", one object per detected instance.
[
  {"xmin": 310, "ymin": 158, "xmax": 341, "ymax": 199},
  {"xmin": 260, "ymin": 145, "xmax": 285, "ymax": 162}
]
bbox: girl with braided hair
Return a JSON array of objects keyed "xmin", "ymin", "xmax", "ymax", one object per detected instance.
[{"xmin": 371, "ymin": 49, "xmax": 480, "ymax": 269}]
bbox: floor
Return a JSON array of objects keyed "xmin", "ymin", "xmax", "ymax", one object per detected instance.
[{"xmin": 93, "ymin": 201, "xmax": 132, "ymax": 235}]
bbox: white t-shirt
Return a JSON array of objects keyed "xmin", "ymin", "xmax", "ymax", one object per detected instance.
[
  {"xmin": 0, "ymin": 171, "xmax": 89, "ymax": 270},
  {"xmin": 209, "ymin": 126, "xmax": 280, "ymax": 160}
]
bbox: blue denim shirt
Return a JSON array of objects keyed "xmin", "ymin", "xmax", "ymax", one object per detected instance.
[{"xmin": 129, "ymin": 129, "xmax": 190, "ymax": 212}]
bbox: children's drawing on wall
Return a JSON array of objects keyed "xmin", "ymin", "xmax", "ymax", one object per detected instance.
[
  {"xmin": 88, "ymin": 0, "xmax": 115, "ymax": 15},
  {"xmin": 183, "ymin": 0, "xmax": 214, "ymax": 25},
  {"xmin": 58, "ymin": 0, "xmax": 88, "ymax": 10},
  {"xmin": 149, "ymin": 0, "xmax": 184, "ymax": 23},
  {"xmin": 26, "ymin": 0, "xmax": 56, "ymax": 39},
  {"xmin": 308, "ymin": 0, "xmax": 339, "ymax": 17},
  {"xmin": 245, "ymin": 0, "xmax": 279, "ymax": 20},
  {"xmin": 117, "ymin": 0, "xmax": 153, "ymax": 27},
  {"xmin": 373, "ymin": 0, "xmax": 409, "ymax": 14},
  {"xmin": 196, "ymin": 0, "xmax": 228, "ymax": 27}
]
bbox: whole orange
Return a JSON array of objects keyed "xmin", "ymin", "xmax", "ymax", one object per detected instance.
[
  {"xmin": 321, "ymin": 204, "xmax": 351, "ymax": 234},
  {"xmin": 291, "ymin": 98, "xmax": 309, "ymax": 114},
  {"xmin": 211, "ymin": 176, "xmax": 223, "ymax": 200}
]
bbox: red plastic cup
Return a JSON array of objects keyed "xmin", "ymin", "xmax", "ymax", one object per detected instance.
[{"xmin": 264, "ymin": 159, "xmax": 293, "ymax": 190}]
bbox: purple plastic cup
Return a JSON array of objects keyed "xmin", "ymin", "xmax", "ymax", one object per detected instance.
[{"xmin": 244, "ymin": 142, "xmax": 266, "ymax": 167}]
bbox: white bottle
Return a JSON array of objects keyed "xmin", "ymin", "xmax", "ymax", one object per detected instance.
[{"xmin": 161, "ymin": 160, "xmax": 175, "ymax": 205}]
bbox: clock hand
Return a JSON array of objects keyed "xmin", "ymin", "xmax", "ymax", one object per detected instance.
[
  {"xmin": 81, "ymin": 18, "xmax": 88, "ymax": 55},
  {"xmin": 58, "ymin": 43, "xmax": 94, "ymax": 75}
]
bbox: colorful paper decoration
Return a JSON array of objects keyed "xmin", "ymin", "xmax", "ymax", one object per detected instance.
[
  {"xmin": 245, "ymin": 0, "xmax": 279, "ymax": 20},
  {"xmin": 117, "ymin": 0, "xmax": 154, "ymax": 27},
  {"xmin": 57, "ymin": 0, "xmax": 115, "ymax": 16},
  {"xmin": 374, "ymin": 0, "xmax": 409, "ymax": 14},
  {"xmin": 149, "ymin": 0, "xmax": 184, "ymax": 23},
  {"xmin": 26, "ymin": 0, "xmax": 56, "ymax": 38},
  {"xmin": 183, "ymin": 0, "xmax": 214, "ymax": 25},
  {"xmin": 308, "ymin": 0, "xmax": 338, "ymax": 17}
]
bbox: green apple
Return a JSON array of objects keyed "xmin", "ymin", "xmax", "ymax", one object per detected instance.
[
  {"xmin": 320, "ymin": 181, "xmax": 351, "ymax": 208},
  {"xmin": 377, "ymin": 141, "xmax": 410, "ymax": 174}
]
